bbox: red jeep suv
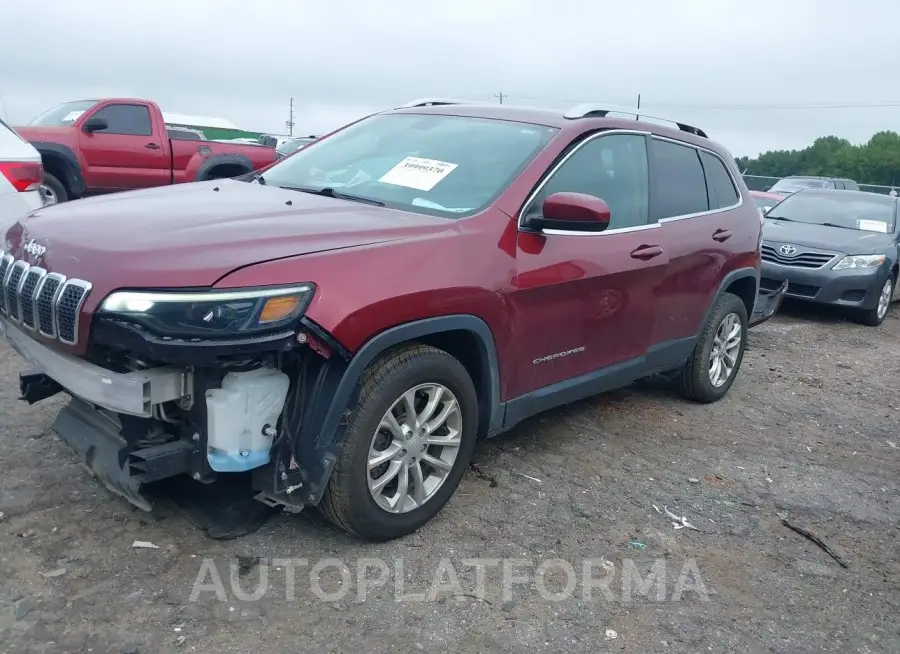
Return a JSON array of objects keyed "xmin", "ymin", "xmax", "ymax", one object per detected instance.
[{"xmin": 0, "ymin": 99, "xmax": 782, "ymax": 541}]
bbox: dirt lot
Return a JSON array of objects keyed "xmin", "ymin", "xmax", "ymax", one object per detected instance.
[{"xmin": 1, "ymin": 303, "xmax": 898, "ymax": 654}]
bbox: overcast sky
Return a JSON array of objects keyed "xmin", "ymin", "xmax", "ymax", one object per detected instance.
[{"xmin": 2, "ymin": 0, "xmax": 899, "ymax": 158}]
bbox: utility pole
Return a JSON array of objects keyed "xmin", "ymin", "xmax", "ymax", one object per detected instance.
[
  {"xmin": 636, "ymin": 93, "xmax": 641, "ymax": 121},
  {"xmin": 285, "ymin": 97, "xmax": 295, "ymax": 137},
  {"xmin": 494, "ymin": 91, "xmax": 505, "ymax": 104}
]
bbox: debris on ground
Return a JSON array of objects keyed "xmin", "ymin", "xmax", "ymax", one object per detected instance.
[
  {"xmin": 513, "ymin": 472, "xmax": 542, "ymax": 483},
  {"xmin": 627, "ymin": 540, "xmax": 647, "ymax": 550},
  {"xmin": 39, "ymin": 568, "xmax": 67, "ymax": 578},
  {"xmin": 131, "ymin": 540, "xmax": 160, "ymax": 549},
  {"xmin": 664, "ymin": 505, "xmax": 700, "ymax": 531},
  {"xmin": 688, "ymin": 477, "xmax": 700, "ymax": 484},
  {"xmin": 605, "ymin": 629, "xmax": 618, "ymax": 640},
  {"xmin": 781, "ymin": 518, "xmax": 848, "ymax": 568}
]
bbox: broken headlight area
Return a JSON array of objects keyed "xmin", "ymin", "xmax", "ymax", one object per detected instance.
[{"xmin": 97, "ymin": 284, "xmax": 315, "ymax": 338}]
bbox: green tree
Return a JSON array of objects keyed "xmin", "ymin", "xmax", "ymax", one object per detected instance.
[{"xmin": 739, "ymin": 130, "xmax": 900, "ymax": 187}]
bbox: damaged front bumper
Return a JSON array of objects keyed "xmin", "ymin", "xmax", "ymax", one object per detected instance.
[
  {"xmin": 749, "ymin": 279, "xmax": 788, "ymax": 327},
  {"xmin": 2, "ymin": 318, "xmax": 191, "ymax": 417}
]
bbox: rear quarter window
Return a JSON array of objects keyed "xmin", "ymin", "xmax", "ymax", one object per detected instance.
[{"xmin": 699, "ymin": 150, "xmax": 739, "ymax": 209}]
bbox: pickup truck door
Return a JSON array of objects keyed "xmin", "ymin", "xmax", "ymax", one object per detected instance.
[
  {"xmin": 506, "ymin": 132, "xmax": 668, "ymax": 400},
  {"xmin": 78, "ymin": 103, "xmax": 169, "ymax": 191}
]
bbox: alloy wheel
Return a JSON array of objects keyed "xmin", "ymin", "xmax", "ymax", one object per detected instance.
[
  {"xmin": 39, "ymin": 184, "xmax": 58, "ymax": 206},
  {"xmin": 708, "ymin": 312, "xmax": 742, "ymax": 388},
  {"xmin": 877, "ymin": 278, "xmax": 892, "ymax": 320},
  {"xmin": 367, "ymin": 383, "xmax": 462, "ymax": 513}
]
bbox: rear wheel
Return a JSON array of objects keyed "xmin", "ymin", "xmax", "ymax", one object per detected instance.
[
  {"xmin": 320, "ymin": 344, "xmax": 478, "ymax": 541},
  {"xmin": 39, "ymin": 172, "xmax": 67, "ymax": 205},
  {"xmin": 676, "ymin": 292, "xmax": 748, "ymax": 403},
  {"xmin": 856, "ymin": 276, "xmax": 892, "ymax": 326}
]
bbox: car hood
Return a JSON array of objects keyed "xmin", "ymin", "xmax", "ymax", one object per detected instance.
[
  {"xmin": 763, "ymin": 219, "xmax": 893, "ymax": 255},
  {"xmin": 12, "ymin": 125, "xmax": 77, "ymax": 143},
  {"xmin": 4, "ymin": 179, "xmax": 451, "ymax": 290}
]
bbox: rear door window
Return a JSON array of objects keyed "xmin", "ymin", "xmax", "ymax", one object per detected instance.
[
  {"xmin": 699, "ymin": 150, "xmax": 739, "ymax": 209},
  {"xmin": 649, "ymin": 138, "xmax": 709, "ymax": 220}
]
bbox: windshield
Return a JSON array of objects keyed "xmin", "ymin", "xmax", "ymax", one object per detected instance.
[
  {"xmin": 260, "ymin": 113, "xmax": 557, "ymax": 218},
  {"xmin": 276, "ymin": 138, "xmax": 313, "ymax": 156},
  {"xmin": 30, "ymin": 100, "xmax": 98, "ymax": 126},
  {"xmin": 766, "ymin": 191, "xmax": 897, "ymax": 232},
  {"xmin": 769, "ymin": 178, "xmax": 832, "ymax": 193}
]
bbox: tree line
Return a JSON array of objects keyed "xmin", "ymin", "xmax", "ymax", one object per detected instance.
[{"xmin": 735, "ymin": 131, "xmax": 900, "ymax": 187}]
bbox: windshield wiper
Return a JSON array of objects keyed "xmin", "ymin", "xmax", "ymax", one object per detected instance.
[
  {"xmin": 766, "ymin": 215, "xmax": 794, "ymax": 222},
  {"xmin": 820, "ymin": 222, "xmax": 853, "ymax": 230},
  {"xmin": 281, "ymin": 185, "xmax": 385, "ymax": 207}
]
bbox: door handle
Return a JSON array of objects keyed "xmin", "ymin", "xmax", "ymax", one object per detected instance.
[
  {"xmin": 630, "ymin": 245, "xmax": 663, "ymax": 260},
  {"xmin": 145, "ymin": 143, "xmax": 160, "ymax": 150},
  {"xmin": 712, "ymin": 229, "xmax": 732, "ymax": 242}
]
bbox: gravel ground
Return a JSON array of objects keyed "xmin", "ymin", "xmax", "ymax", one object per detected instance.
[{"xmin": 1, "ymin": 303, "xmax": 899, "ymax": 654}]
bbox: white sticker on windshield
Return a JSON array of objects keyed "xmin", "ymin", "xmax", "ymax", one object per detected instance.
[
  {"xmin": 858, "ymin": 219, "xmax": 888, "ymax": 233},
  {"xmin": 62, "ymin": 110, "xmax": 84, "ymax": 123},
  {"xmin": 378, "ymin": 157, "xmax": 458, "ymax": 192}
]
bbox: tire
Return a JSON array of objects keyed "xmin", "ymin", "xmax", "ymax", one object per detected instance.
[
  {"xmin": 676, "ymin": 292, "xmax": 748, "ymax": 404},
  {"xmin": 855, "ymin": 276, "xmax": 893, "ymax": 327},
  {"xmin": 39, "ymin": 172, "xmax": 68, "ymax": 205},
  {"xmin": 320, "ymin": 343, "xmax": 479, "ymax": 541}
]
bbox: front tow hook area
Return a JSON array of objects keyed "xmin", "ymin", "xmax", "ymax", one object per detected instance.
[
  {"xmin": 19, "ymin": 372, "xmax": 63, "ymax": 404},
  {"xmin": 52, "ymin": 397, "xmax": 279, "ymax": 539}
]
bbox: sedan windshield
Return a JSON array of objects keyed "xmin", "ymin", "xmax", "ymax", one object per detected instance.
[
  {"xmin": 766, "ymin": 190, "xmax": 897, "ymax": 232},
  {"xmin": 260, "ymin": 113, "xmax": 557, "ymax": 217},
  {"xmin": 276, "ymin": 137, "xmax": 314, "ymax": 157},
  {"xmin": 30, "ymin": 100, "xmax": 98, "ymax": 126}
]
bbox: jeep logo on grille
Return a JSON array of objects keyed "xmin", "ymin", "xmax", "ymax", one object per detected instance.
[{"xmin": 22, "ymin": 239, "xmax": 47, "ymax": 259}]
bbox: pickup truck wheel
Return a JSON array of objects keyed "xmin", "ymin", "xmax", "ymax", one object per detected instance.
[
  {"xmin": 320, "ymin": 344, "xmax": 478, "ymax": 541},
  {"xmin": 40, "ymin": 173, "xmax": 67, "ymax": 205},
  {"xmin": 676, "ymin": 292, "xmax": 748, "ymax": 404}
]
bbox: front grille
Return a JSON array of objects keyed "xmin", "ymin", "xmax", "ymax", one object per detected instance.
[
  {"xmin": 761, "ymin": 277, "xmax": 819, "ymax": 298},
  {"xmin": 761, "ymin": 244, "xmax": 836, "ymax": 269},
  {"xmin": 0, "ymin": 250, "xmax": 92, "ymax": 346}
]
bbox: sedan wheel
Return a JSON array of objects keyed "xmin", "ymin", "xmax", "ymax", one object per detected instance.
[{"xmin": 39, "ymin": 183, "xmax": 58, "ymax": 206}]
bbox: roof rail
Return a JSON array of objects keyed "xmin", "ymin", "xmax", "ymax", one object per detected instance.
[
  {"xmin": 395, "ymin": 98, "xmax": 484, "ymax": 109},
  {"xmin": 564, "ymin": 103, "xmax": 708, "ymax": 139}
]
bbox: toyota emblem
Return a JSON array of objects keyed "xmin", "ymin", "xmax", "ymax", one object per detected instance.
[{"xmin": 779, "ymin": 244, "xmax": 797, "ymax": 256}]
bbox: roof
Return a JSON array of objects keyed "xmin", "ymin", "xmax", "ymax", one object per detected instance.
[
  {"xmin": 162, "ymin": 112, "xmax": 239, "ymax": 129},
  {"xmin": 792, "ymin": 188, "xmax": 897, "ymax": 202},
  {"xmin": 387, "ymin": 102, "xmax": 720, "ymax": 152}
]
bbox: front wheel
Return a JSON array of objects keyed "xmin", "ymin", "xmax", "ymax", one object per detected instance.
[
  {"xmin": 39, "ymin": 172, "xmax": 67, "ymax": 206},
  {"xmin": 855, "ymin": 276, "xmax": 893, "ymax": 326},
  {"xmin": 320, "ymin": 344, "xmax": 479, "ymax": 541},
  {"xmin": 676, "ymin": 292, "xmax": 749, "ymax": 403}
]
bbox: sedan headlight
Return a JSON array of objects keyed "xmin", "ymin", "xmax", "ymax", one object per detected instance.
[
  {"xmin": 98, "ymin": 284, "xmax": 315, "ymax": 337},
  {"xmin": 832, "ymin": 255, "xmax": 885, "ymax": 270}
]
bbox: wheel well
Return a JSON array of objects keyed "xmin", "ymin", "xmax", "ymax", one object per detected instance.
[
  {"xmin": 204, "ymin": 164, "xmax": 250, "ymax": 180},
  {"xmin": 415, "ymin": 330, "xmax": 493, "ymax": 438},
  {"xmin": 892, "ymin": 263, "xmax": 898, "ymax": 281},
  {"xmin": 40, "ymin": 153, "xmax": 72, "ymax": 194},
  {"xmin": 724, "ymin": 276, "xmax": 756, "ymax": 318}
]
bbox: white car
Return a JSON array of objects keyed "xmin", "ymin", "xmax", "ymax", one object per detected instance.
[{"xmin": 0, "ymin": 118, "xmax": 44, "ymax": 235}]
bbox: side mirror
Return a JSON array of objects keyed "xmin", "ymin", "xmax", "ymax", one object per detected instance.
[
  {"xmin": 82, "ymin": 117, "xmax": 108, "ymax": 133},
  {"xmin": 528, "ymin": 192, "xmax": 611, "ymax": 233}
]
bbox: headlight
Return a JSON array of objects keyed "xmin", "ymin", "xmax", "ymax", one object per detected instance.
[
  {"xmin": 98, "ymin": 284, "xmax": 315, "ymax": 337},
  {"xmin": 832, "ymin": 255, "xmax": 885, "ymax": 270}
]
